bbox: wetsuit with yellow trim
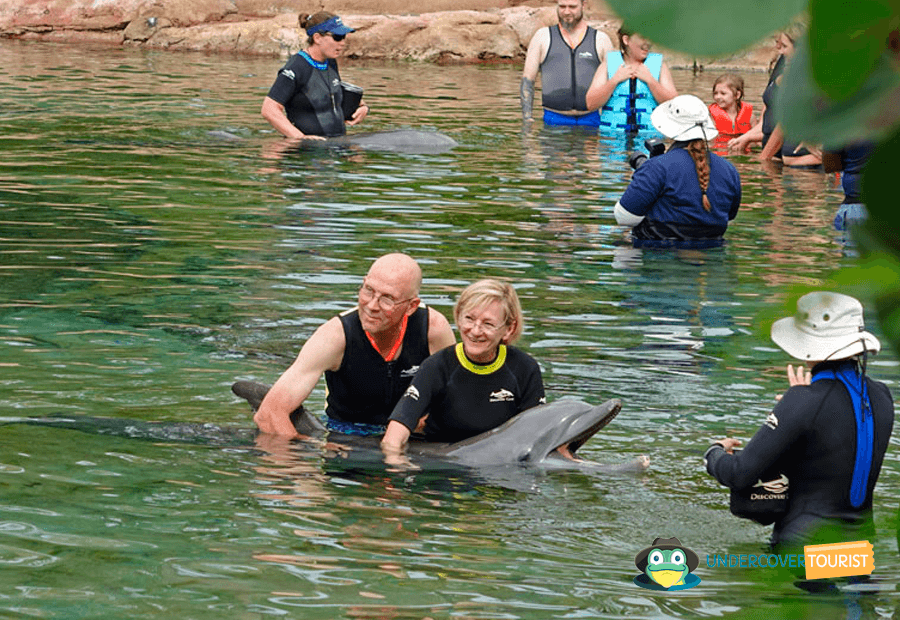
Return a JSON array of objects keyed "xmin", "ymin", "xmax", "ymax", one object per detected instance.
[{"xmin": 388, "ymin": 343, "xmax": 545, "ymax": 444}]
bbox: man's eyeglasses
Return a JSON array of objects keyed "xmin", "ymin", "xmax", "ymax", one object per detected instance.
[
  {"xmin": 326, "ymin": 33, "xmax": 346, "ymax": 42},
  {"xmin": 359, "ymin": 283, "xmax": 413, "ymax": 311}
]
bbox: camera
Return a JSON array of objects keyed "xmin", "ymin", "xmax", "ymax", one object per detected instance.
[{"xmin": 628, "ymin": 138, "xmax": 667, "ymax": 170}]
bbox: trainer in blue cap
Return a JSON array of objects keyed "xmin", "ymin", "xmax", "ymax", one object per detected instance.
[{"xmin": 261, "ymin": 11, "xmax": 368, "ymax": 140}]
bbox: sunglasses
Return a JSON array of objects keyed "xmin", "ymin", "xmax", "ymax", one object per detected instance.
[{"xmin": 326, "ymin": 32, "xmax": 346, "ymax": 42}]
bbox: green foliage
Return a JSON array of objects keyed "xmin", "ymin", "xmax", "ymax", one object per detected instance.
[
  {"xmin": 604, "ymin": 0, "xmax": 900, "ymax": 358},
  {"xmin": 809, "ymin": 0, "xmax": 899, "ymax": 100},
  {"xmin": 600, "ymin": 0, "xmax": 807, "ymax": 57}
]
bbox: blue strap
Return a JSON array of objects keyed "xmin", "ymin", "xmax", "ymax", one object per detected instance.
[
  {"xmin": 811, "ymin": 363, "xmax": 873, "ymax": 508},
  {"xmin": 297, "ymin": 50, "xmax": 328, "ymax": 71}
]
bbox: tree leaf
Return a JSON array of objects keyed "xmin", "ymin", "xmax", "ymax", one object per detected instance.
[
  {"xmin": 600, "ymin": 0, "xmax": 807, "ymax": 57},
  {"xmin": 809, "ymin": 0, "xmax": 897, "ymax": 100},
  {"xmin": 778, "ymin": 35, "xmax": 900, "ymax": 146}
]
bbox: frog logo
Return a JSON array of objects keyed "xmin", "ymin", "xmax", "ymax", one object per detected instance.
[{"xmin": 633, "ymin": 537, "xmax": 701, "ymax": 591}]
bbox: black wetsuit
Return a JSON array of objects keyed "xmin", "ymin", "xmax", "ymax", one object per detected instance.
[
  {"xmin": 267, "ymin": 52, "xmax": 346, "ymax": 137},
  {"xmin": 389, "ymin": 343, "xmax": 545, "ymax": 443},
  {"xmin": 324, "ymin": 307, "xmax": 431, "ymax": 426},
  {"xmin": 540, "ymin": 25, "xmax": 601, "ymax": 112},
  {"xmin": 706, "ymin": 360, "xmax": 894, "ymax": 549}
]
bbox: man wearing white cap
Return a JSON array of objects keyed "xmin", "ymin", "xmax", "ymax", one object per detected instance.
[
  {"xmin": 706, "ymin": 292, "xmax": 894, "ymax": 550},
  {"xmin": 614, "ymin": 94, "xmax": 741, "ymax": 245}
]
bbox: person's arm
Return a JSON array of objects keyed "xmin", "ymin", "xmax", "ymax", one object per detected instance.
[
  {"xmin": 728, "ymin": 112, "xmax": 764, "ymax": 152},
  {"xmin": 728, "ymin": 165, "xmax": 742, "ymax": 221},
  {"xmin": 518, "ymin": 354, "xmax": 546, "ymax": 411},
  {"xmin": 253, "ymin": 317, "xmax": 345, "ymax": 438},
  {"xmin": 594, "ymin": 30, "xmax": 614, "ymax": 61},
  {"xmin": 614, "ymin": 201, "xmax": 645, "ymax": 226},
  {"xmin": 634, "ymin": 60, "xmax": 678, "ymax": 104},
  {"xmin": 347, "ymin": 101, "xmax": 369, "ymax": 127},
  {"xmin": 381, "ymin": 354, "xmax": 442, "ymax": 455},
  {"xmin": 427, "ymin": 307, "xmax": 456, "ymax": 354},
  {"xmin": 261, "ymin": 96, "xmax": 326, "ymax": 141},
  {"xmin": 615, "ymin": 158, "xmax": 665, "ymax": 224},
  {"xmin": 706, "ymin": 387, "xmax": 808, "ymax": 489},
  {"xmin": 520, "ymin": 28, "xmax": 549, "ymax": 120},
  {"xmin": 585, "ymin": 58, "xmax": 621, "ymax": 111}
]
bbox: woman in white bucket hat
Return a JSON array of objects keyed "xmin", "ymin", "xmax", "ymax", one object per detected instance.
[
  {"xmin": 614, "ymin": 94, "xmax": 742, "ymax": 247},
  {"xmin": 706, "ymin": 292, "xmax": 894, "ymax": 550}
]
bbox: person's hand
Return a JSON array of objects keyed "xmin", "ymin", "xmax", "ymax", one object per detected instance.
[
  {"xmin": 632, "ymin": 63, "xmax": 654, "ymax": 84},
  {"xmin": 727, "ymin": 135, "xmax": 749, "ymax": 153},
  {"xmin": 300, "ymin": 134, "xmax": 327, "ymax": 141},
  {"xmin": 347, "ymin": 103, "xmax": 369, "ymax": 126},
  {"xmin": 610, "ymin": 63, "xmax": 635, "ymax": 84},
  {"xmin": 715, "ymin": 437, "xmax": 742, "ymax": 454},
  {"xmin": 775, "ymin": 363, "xmax": 811, "ymax": 401},
  {"xmin": 787, "ymin": 364, "xmax": 811, "ymax": 386}
]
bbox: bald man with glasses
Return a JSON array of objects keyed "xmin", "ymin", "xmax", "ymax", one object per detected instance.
[{"xmin": 254, "ymin": 253, "xmax": 455, "ymax": 439}]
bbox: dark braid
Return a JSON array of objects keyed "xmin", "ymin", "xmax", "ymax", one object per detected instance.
[{"xmin": 686, "ymin": 139, "xmax": 712, "ymax": 212}]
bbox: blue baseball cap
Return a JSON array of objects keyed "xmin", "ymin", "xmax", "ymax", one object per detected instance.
[{"xmin": 306, "ymin": 16, "xmax": 355, "ymax": 36}]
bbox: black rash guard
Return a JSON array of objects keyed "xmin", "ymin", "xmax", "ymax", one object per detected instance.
[
  {"xmin": 324, "ymin": 306, "xmax": 431, "ymax": 426},
  {"xmin": 540, "ymin": 25, "xmax": 601, "ymax": 112},
  {"xmin": 267, "ymin": 53, "xmax": 346, "ymax": 137},
  {"xmin": 706, "ymin": 360, "xmax": 894, "ymax": 549},
  {"xmin": 389, "ymin": 343, "xmax": 545, "ymax": 443}
]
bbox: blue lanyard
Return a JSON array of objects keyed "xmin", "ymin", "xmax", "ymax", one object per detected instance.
[
  {"xmin": 811, "ymin": 362, "xmax": 873, "ymax": 508},
  {"xmin": 298, "ymin": 50, "xmax": 328, "ymax": 71}
]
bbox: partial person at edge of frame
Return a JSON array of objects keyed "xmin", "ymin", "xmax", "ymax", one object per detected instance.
[
  {"xmin": 381, "ymin": 279, "xmax": 546, "ymax": 458},
  {"xmin": 520, "ymin": 0, "xmax": 614, "ymax": 127},
  {"xmin": 585, "ymin": 26, "xmax": 677, "ymax": 135},
  {"xmin": 253, "ymin": 253, "xmax": 455, "ymax": 439},
  {"xmin": 261, "ymin": 11, "xmax": 369, "ymax": 140},
  {"xmin": 727, "ymin": 24, "xmax": 821, "ymax": 167},
  {"xmin": 706, "ymin": 292, "xmax": 894, "ymax": 552},
  {"xmin": 614, "ymin": 95, "xmax": 741, "ymax": 247}
]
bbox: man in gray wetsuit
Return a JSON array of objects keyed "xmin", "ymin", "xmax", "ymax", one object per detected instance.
[{"xmin": 520, "ymin": 0, "xmax": 613, "ymax": 126}]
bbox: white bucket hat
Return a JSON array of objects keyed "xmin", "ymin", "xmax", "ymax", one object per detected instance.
[
  {"xmin": 651, "ymin": 95, "xmax": 718, "ymax": 141},
  {"xmin": 770, "ymin": 292, "xmax": 881, "ymax": 361}
]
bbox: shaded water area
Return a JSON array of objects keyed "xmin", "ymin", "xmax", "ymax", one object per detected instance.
[{"xmin": 1, "ymin": 40, "xmax": 898, "ymax": 618}]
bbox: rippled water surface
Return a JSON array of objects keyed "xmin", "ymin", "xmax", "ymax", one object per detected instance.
[{"xmin": 1, "ymin": 40, "xmax": 898, "ymax": 618}]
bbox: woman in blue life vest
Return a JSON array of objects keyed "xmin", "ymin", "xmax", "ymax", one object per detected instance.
[
  {"xmin": 261, "ymin": 12, "xmax": 369, "ymax": 140},
  {"xmin": 585, "ymin": 27, "xmax": 677, "ymax": 134},
  {"xmin": 706, "ymin": 292, "xmax": 894, "ymax": 551},
  {"xmin": 614, "ymin": 95, "xmax": 741, "ymax": 246}
]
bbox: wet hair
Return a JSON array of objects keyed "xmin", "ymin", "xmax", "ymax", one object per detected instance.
[
  {"xmin": 712, "ymin": 73, "xmax": 745, "ymax": 106},
  {"xmin": 685, "ymin": 140, "xmax": 712, "ymax": 212},
  {"xmin": 454, "ymin": 279, "xmax": 524, "ymax": 345},
  {"xmin": 299, "ymin": 11, "xmax": 336, "ymax": 45}
]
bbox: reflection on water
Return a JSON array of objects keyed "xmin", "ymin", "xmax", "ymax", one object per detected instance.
[{"xmin": 0, "ymin": 40, "xmax": 897, "ymax": 618}]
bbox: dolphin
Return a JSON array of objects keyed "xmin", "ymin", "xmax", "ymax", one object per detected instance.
[
  {"xmin": 335, "ymin": 129, "xmax": 459, "ymax": 154},
  {"xmin": 231, "ymin": 381, "xmax": 647, "ymax": 471}
]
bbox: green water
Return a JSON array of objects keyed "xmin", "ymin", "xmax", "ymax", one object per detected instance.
[{"xmin": 0, "ymin": 40, "xmax": 897, "ymax": 618}]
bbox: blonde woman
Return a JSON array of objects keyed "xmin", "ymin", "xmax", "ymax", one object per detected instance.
[{"xmin": 381, "ymin": 279, "xmax": 545, "ymax": 455}]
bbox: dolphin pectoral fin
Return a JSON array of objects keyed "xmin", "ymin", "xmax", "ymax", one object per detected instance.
[
  {"xmin": 231, "ymin": 380, "xmax": 326, "ymax": 437},
  {"xmin": 232, "ymin": 380, "xmax": 270, "ymax": 411}
]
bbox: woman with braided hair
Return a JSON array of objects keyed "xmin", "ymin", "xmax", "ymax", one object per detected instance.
[{"xmin": 614, "ymin": 95, "xmax": 742, "ymax": 247}]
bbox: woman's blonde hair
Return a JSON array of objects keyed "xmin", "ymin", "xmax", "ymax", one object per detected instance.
[{"xmin": 454, "ymin": 279, "xmax": 524, "ymax": 345}]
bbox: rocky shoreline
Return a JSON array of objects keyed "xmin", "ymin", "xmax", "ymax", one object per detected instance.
[{"xmin": 0, "ymin": 0, "xmax": 776, "ymax": 70}]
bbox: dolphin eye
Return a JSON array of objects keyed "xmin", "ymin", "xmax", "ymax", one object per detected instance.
[
  {"xmin": 649, "ymin": 550, "xmax": 664, "ymax": 565},
  {"xmin": 671, "ymin": 550, "xmax": 685, "ymax": 565}
]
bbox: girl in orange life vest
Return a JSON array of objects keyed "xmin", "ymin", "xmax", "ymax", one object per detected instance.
[{"xmin": 708, "ymin": 73, "xmax": 753, "ymax": 136}]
